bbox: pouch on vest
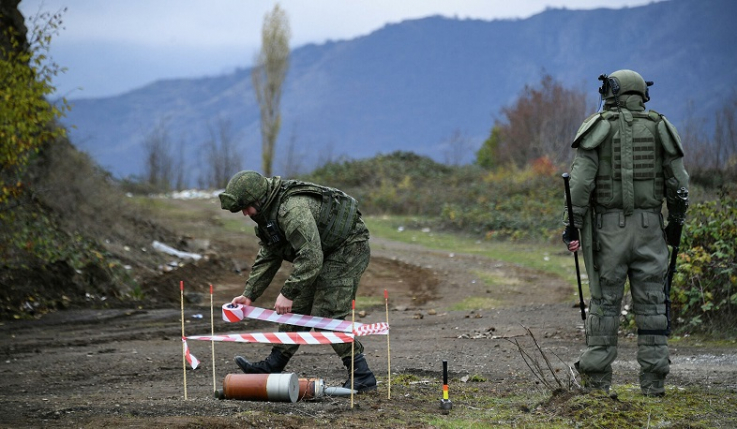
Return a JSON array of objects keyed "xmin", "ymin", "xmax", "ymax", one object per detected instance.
[
  {"xmin": 255, "ymin": 220, "xmax": 283, "ymax": 246},
  {"xmin": 259, "ymin": 181, "xmax": 359, "ymax": 251}
]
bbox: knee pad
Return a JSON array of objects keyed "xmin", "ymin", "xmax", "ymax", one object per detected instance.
[
  {"xmin": 585, "ymin": 311, "xmax": 620, "ymax": 346},
  {"xmin": 633, "ymin": 288, "xmax": 668, "ymax": 336}
]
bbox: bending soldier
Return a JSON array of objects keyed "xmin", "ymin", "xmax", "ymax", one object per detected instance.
[{"xmin": 219, "ymin": 170, "xmax": 377, "ymax": 392}]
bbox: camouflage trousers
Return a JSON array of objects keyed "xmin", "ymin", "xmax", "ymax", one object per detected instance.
[
  {"xmin": 273, "ymin": 240, "xmax": 370, "ymax": 360},
  {"xmin": 577, "ymin": 209, "xmax": 670, "ymax": 394}
]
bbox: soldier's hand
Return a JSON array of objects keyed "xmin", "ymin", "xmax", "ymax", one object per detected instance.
[
  {"xmin": 567, "ymin": 240, "xmax": 580, "ymax": 252},
  {"xmin": 664, "ymin": 222, "xmax": 680, "ymax": 247},
  {"xmin": 232, "ymin": 295, "xmax": 251, "ymax": 306},
  {"xmin": 274, "ymin": 293, "xmax": 293, "ymax": 315},
  {"xmin": 562, "ymin": 225, "xmax": 578, "ymax": 245}
]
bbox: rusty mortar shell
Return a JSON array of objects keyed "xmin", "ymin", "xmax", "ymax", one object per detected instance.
[{"xmin": 220, "ymin": 373, "xmax": 299, "ymax": 402}]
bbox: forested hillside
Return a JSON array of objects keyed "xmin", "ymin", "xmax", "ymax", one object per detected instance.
[{"xmin": 61, "ymin": 0, "xmax": 737, "ymax": 184}]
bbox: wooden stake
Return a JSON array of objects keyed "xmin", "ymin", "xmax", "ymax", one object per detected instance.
[
  {"xmin": 180, "ymin": 280, "xmax": 188, "ymax": 400},
  {"xmin": 210, "ymin": 284, "xmax": 216, "ymax": 394},
  {"xmin": 350, "ymin": 299, "xmax": 355, "ymax": 409},
  {"xmin": 384, "ymin": 289, "xmax": 391, "ymax": 400}
]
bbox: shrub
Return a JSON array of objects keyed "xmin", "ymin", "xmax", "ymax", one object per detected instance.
[
  {"xmin": 671, "ymin": 193, "xmax": 737, "ymax": 335},
  {"xmin": 305, "ymin": 154, "xmax": 564, "ymax": 242}
]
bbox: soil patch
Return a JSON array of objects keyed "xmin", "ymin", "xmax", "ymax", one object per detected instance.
[{"xmin": 1, "ymin": 198, "xmax": 735, "ymax": 428}]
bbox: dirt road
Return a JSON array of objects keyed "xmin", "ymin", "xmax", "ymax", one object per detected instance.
[{"xmin": 1, "ymin": 207, "xmax": 736, "ymax": 428}]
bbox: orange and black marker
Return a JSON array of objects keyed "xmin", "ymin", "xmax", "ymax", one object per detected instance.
[{"xmin": 440, "ymin": 360, "xmax": 452, "ymax": 410}]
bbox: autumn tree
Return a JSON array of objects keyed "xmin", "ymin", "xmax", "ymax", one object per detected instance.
[
  {"xmin": 0, "ymin": 4, "xmax": 78, "ymax": 268},
  {"xmin": 1, "ymin": 4, "xmax": 69, "ymax": 210},
  {"xmin": 252, "ymin": 3, "xmax": 291, "ymax": 177},
  {"xmin": 475, "ymin": 125, "xmax": 502, "ymax": 170},
  {"xmin": 494, "ymin": 74, "xmax": 590, "ymax": 168}
]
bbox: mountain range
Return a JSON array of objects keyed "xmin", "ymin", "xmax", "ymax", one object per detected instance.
[{"xmin": 61, "ymin": 0, "xmax": 737, "ymax": 184}]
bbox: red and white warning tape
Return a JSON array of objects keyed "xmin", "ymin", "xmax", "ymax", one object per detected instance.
[
  {"xmin": 182, "ymin": 337, "xmax": 200, "ymax": 369},
  {"xmin": 187, "ymin": 331, "xmax": 355, "ymax": 345},
  {"xmin": 182, "ymin": 304, "xmax": 389, "ymax": 369},
  {"xmin": 353, "ymin": 322, "xmax": 390, "ymax": 336},
  {"xmin": 222, "ymin": 304, "xmax": 389, "ymax": 335}
]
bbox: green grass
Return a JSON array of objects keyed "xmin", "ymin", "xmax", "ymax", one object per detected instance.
[
  {"xmin": 365, "ymin": 215, "xmax": 579, "ymax": 287},
  {"xmin": 472, "ymin": 269, "xmax": 516, "ymax": 287},
  {"xmin": 130, "ymin": 196, "xmax": 256, "ymax": 236},
  {"xmin": 224, "ymin": 376, "xmax": 737, "ymax": 428},
  {"xmin": 385, "ymin": 379, "xmax": 736, "ymax": 428},
  {"xmin": 355, "ymin": 295, "xmax": 385, "ymax": 309},
  {"xmin": 447, "ymin": 296, "xmax": 503, "ymax": 311}
]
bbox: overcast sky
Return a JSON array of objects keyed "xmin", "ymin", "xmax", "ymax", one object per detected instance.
[{"xmin": 19, "ymin": 0, "xmax": 662, "ymax": 98}]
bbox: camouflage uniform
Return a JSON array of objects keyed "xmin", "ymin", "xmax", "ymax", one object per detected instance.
[
  {"xmin": 567, "ymin": 70, "xmax": 689, "ymax": 396},
  {"xmin": 219, "ymin": 171, "xmax": 376, "ymax": 391},
  {"xmin": 245, "ymin": 177, "xmax": 370, "ymax": 360}
]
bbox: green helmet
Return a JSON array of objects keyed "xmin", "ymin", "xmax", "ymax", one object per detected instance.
[
  {"xmin": 598, "ymin": 69, "xmax": 652, "ymax": 102},
  {"xmin": 219, "ymin": 170, "xmax": 269, "ymax": 212}
]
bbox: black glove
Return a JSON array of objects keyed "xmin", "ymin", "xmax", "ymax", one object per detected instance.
[
  {"xmin": 562, "ymin": 224, "xmax": 578, "ymax": 245},
  {"xmin": 664, "ymin": 222, "xmax": 681, "ymax": 247}
]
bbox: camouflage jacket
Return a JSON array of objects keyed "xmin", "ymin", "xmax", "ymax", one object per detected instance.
[{"xmin": 243, "ymin": 180, "xmax": 369, "ymax": 301}]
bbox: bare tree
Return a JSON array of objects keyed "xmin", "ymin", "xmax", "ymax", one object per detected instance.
[
  {"xmin": 142, "ymin": 118, "xmax": 174, "ymax": 192},
  {"xmin": 202, "ymin": 118, "xmax": 242, "ymax": 189},
  {"xmin": 442, "ymin": 128, "xmax": 471, "ymax": 166},
  {"xmin": 680, "ymin": 100, "xmax": 712, "ymax": 173},
  {"xmin": 714, "ymin": 90, "xmax": 737, "ymax": 174},
  {"xmin": 681, "ymin": 92, "xmax": 737, "ymax": 182},
  {"xmin": 252, "ymin": 3, "xmax": 291, "ymax": 177},
  {"xmin": 280, "ymin": 125, "xmax": 304, "ymax": 178},
  {"xmin": 316, "ymin": 140, "xmax": 336, "ymax": 169},
  {"xmin": 174, "ymin": 138, "xmax": 187, "ymax": 191}
]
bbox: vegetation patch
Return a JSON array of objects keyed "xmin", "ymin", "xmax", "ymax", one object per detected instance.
[
  {"xmin": 673, "ymin": 192, "xmax": 737, "ymax": 336},
  {"xmin": 448, "ymin": 297, "xmax": 503, "ymax": 311},
  {"xmin": 365, "ymin": 215, "xmax": 576, "ymax": 286}
]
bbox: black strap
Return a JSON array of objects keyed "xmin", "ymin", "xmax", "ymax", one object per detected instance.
[{"xmin": 638, "ymin": 329, "xmax": 669, "ymax": 336}]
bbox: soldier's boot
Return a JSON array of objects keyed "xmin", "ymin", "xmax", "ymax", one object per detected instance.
[
  {"xmin": 235, "ymin": 349, "xmax": 290, "ymax": 374},
  {"xmin": 575, "ymin": 361, "xmax": 611, "ymax": 393},
  {"xmin": 342, "ymin": 353, "xmax": 377, "ymax": 393},
  {"xmin": 640, "ymin": 373, "xmax": 666, "ymax": 397}
]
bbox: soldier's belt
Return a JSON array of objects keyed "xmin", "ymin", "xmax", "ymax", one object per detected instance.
[{"xmin": 594, "ymin": 206, "xmax": 662, "ymax": 215}]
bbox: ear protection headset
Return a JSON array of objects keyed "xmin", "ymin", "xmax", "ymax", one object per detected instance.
[
  {"xmin": 644, "ymin": 80, "xmax": 653, "ymax": 102},
  {"xmin": 598, "ymin": 73, "xmax": 620, "ymax": 98},
  {"xmin": 597, "ymin": 73, "xmax": 654, "ymax": 103}
]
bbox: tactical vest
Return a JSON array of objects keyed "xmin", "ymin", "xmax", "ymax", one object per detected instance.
[
  {"xmin": 593, "ymin": 109, "xmax": 665, "ymax": 213},
  {"xmin": 255, "ymin": 180, "xmax": 359, "ymax": 251}
]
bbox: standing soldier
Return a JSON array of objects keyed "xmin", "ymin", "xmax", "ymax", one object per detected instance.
[
  {"xmin": 563, "ymin": 70, "xmax": 689, "ymax": 396},
  {"xmin": 218, "ymin": 170, "xmax": 377, "ymax": 392}
]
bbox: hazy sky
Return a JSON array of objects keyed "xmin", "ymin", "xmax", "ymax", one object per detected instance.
[{"xmin": 19, "ymin": 0, "xmax": 661, "ymax": 98}]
